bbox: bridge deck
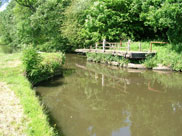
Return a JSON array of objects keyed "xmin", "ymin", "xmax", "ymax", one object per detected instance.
[{"xmin": 75, "ymin": 49, "xmax": 156, "ymax": 59}]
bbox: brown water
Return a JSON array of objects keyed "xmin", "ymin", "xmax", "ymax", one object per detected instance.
[{"xmin": 36, "ymin": 54, "xmax": 182, "ymax": 136}]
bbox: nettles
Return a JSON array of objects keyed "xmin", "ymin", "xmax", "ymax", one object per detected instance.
[
  {"xmin": 22, "ymin": 48, "xmax": 65, "ymax": 85},
  {"xmin": 86, "ymin": 53, "xmax": 129, "ymax": 67}
]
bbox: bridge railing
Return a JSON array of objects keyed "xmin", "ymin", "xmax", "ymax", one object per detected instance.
[{"xmin": 89, "ymin": 39, "xmax": 168, "ymax": 52}]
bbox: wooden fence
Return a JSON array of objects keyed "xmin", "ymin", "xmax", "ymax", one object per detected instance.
[{"xmin": 90, "ymin": 39, "xmax": 167, "ymax": 52}]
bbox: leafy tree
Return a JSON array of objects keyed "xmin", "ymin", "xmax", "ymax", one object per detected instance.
[
  {"xmin": 0, "ymin": 1, "xmax": 17, "ymax": 45},
  {"xmin": 15, "ymin": 0, "xmax": 36, "ymax": 11},
  {"xmin": 0, "ymin": 0, "xmax": 71, "ymax": 51},
  {"xmin": 62, "ymin": 0, "xmax": 94, "ymax": 49},
  {"xmin": 1, "ymin": 0, "xmax": 182, "ymax": 51},
  {"xmin": 140, "ymin": 0, "xmax": 182, "ymax": 43},
  {"xmin": 29, "ymin": 0, "xmax": 67, "ymax": 51}
]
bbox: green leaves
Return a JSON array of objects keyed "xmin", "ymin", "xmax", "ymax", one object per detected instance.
[
  {"xmin": 22, "ymin": 48, "xmax": 65, "ymax": 85},
  {"xmin": 1, "ymin": 0, "xmax": 182, "ymax": 51},
  {"xmin": 15, "ymin": 0, "xmax": 37, "ymax": 11}
]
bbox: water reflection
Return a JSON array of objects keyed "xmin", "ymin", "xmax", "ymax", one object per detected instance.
[{"xmin": 36, "ymin": 54, "xmax": 182, "ymax": 136}]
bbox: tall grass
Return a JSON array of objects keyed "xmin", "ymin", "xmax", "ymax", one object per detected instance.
[
  {"xmin": 0, "ymin": 52, "xmax": 61, "ymax": 136},
  {"xmin": 88, "ymin": 42, "xmax": 182, "ymax": 71},
  {"xmin": 22, "ymin": 48, "xmax": 65, "ymax": 85},
  {"xmin": 87, "ymin": 53, "xmax": 129, "ymax": 66}
]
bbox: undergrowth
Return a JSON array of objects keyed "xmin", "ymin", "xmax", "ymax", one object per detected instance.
[
  {"xmin": 86, "ymin": 53, "xmax": 129, "ymax": 67},
  {"xmin": 0, "ymin": 52, "xmax": 59, "ymax": 136},
  {"xmin": 144, "ymin": 45, "xmax": 182, "ymax": 71},
  {"xmin": 22, "ymin": 48, "xmax": 65, "ymax": 85}
]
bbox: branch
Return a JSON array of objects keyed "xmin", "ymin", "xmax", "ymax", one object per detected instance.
[{"xmin": 15, "ymin": 0, "xmax": 35, "ymax": 12}]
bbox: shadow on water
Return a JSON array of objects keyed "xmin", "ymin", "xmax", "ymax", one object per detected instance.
[
  {"xmin": 36, "ymin": 54, "xmax": 182, "ymax": 136},
  {"xmin": 34, "ymin": 67, "xmax": 76, "ymax": 136},
  {"xmin": 36, "ymin": 68, "xmax": 75, "ymax": 87},
  {"xmin": 36, "ymin": 90, "xmax": 65, "ymax": 136}
]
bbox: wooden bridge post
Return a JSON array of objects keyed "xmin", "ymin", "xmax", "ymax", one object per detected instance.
[
  {"xmin": 103, "ymin": 39, "xmax": 106, "ymax": 52},
  {"xmin": 120, "ymin": 40, "xmax": 122, "ymax": 47},
  {"xmin": 127, "ymin": 40, "xmax": 131, "ymax": 51},
  {"xmin": 150, "ymin": 42, "xmax": 152, "ymax": 52}
]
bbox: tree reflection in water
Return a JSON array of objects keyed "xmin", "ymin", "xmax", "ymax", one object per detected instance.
[{"xmin": 36, "ymin": 54, "xmax": 182, "ymax": 136}]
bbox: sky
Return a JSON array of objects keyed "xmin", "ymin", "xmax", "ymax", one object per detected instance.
[{"xmin": 0, "ymin": 0, "xmax": 10, "ymax": 12}]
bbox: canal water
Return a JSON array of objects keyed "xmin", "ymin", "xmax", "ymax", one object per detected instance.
[{"xmin": 36, "ymin": 54, "xmax": 182, "ymax": 136}]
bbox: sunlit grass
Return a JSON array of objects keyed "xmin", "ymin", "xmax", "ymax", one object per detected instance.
[{"xmin": 0, "ymin": 52, "xmax": 58, "ymax": 136}]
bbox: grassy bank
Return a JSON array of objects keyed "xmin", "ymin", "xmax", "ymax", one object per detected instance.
[
  {"xmin": 144, "ymin": 44, "xmax": 182, "ymax": 71},
  {"xmin": 87, "ymin": 42, "xmax": 182, "ymax": 71},
  {"xmin": 87, "ymin": 53, "xmax": 129, "ymax": 67},
  {"xmin": 0, "ymin": 49, "xmax": 63, "ymax": 135},
  {"xmin": 23, "ymin": 48, "xmax": 65, "ymax": 85}
]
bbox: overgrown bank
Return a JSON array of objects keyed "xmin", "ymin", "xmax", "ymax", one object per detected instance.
[
  {"xmin": 23, "ymin": 48, "xmax": 65, "ymax": 85},
  {"xmin": 0, "ymin": 49, "xmax": 64, "ymax": 136},
  {"xmin": 86, "ymin": 43, "xmax": 182, "ymax": 72}
]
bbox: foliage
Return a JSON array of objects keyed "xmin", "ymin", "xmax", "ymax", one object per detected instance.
[
  {"xmin": 1, "ymin": 0, "xmax": 182, "ymax": 52},
  {"xmin": 63, "ymin": 0, "xmax": 182, "ymax": 48},
  {"xmin": 15, "ymin": 0, "xmax": 36, "ymax": 11},
  {"xmin": 143, "ymin": 45, "xmax": 182, "ymax": 71},
  {"xmin": 155, "ymin": 46, "xmax": 182, "ymax": 71},
  {"xmin": 144, "ymin": 55, "xmax": 157, "ymax": 69},
  {"xmin": 140, "ymin": 0, "xmax": 182, "ymax": 44},
  {"xmin": 0, "ymin": 52, "xmax": 59, "ymax": 136},
  {"xmin": 0, "ymin": 1, "xmax": 16, "ymax": 45},
  {"xmin": 86, "ymin": 53, "xmax": 129, "ymax": 66},
  {"xmin": 29, "ymin": 0, "xmax": 70, "ymax": 52},
  {"xmin": 0, "ymin": 0, "xmax": 70, "ymax": 52},
  {"xmin": 61, "ymin": 0, "xmax": 94, "ymax": 49},
  {"xmin": 22, "ymin": 48, "xmax": 65, "ymax": 85},
  {"xmin": 0, "ymin": 45, "xmax": 14, "ymax": 53}
]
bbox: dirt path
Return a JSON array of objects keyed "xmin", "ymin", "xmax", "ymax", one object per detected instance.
[{"xmin": 0, "ymin": 82, "xmax": 26, "ymax": 136}]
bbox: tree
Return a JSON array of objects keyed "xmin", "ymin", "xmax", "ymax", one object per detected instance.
[{"xmin": 15, "ymin": 0, "xmax": 36, "ymax": 11}]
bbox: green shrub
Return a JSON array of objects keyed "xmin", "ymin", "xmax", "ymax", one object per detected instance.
[
  {"xmin": 86, "ymin": 53, "xmax": 129, "ymax": 66},
  {"xmin": 144, "ymin": 55, "xmax": 157, "ymax": 69},
  {"xmin": 0, "ymin": 45, "xmax": 14, "ymax": 54},
  {"xmin": 22, "ymin": 48, "xmax": 65, "ymax": 85},
  {"xmin": 153, "ymin": 46, "xmax": 182, "ymax": 71}
]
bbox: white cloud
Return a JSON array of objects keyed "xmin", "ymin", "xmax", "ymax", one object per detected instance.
[{"xmin": 0, "ymin": 1, "xmax": 10, "ymax": 12}]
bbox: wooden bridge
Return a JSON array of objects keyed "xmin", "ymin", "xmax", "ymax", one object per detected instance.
[{"xmin": 75, "ymin": 40, "xmax": 163, "ymax": 59}]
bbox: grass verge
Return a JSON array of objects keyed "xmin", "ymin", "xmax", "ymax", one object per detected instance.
[{"xmin": 0, "ymin": 51, "xmax": 59, "ymax": 136}]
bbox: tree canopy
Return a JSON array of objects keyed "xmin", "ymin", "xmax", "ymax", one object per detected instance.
[{"xmin": 0, "ymin": 0, "xmax": 182, "ymax": 51}]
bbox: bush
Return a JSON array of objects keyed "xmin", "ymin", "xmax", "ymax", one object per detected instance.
[
  {"xmin": 22, "ymin": 48, "xmax": 65, "ymax": 85},
  {"xmin": 86, "ymin": 53, "xmax": 129, "ymax": 66},
  {"xmin": 144, "ymin": 55, "xmax": 157, "ymax": 69}
]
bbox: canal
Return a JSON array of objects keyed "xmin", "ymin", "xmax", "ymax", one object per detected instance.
[{"xmin": 36, "ymin": 54, "xmax": 182, "ymax": 136}]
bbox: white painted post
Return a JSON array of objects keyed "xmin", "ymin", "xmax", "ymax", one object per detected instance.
[
  {"xmin": 103, "ymin": 39, "xmax": 106, "ymax": 52},
  {"xmin": 95, "ymin": 73, "xmax": 98, "ymax": 79},
  {"xmin": 102, "ymin": 74, "xmax": 105, "ymax": 87},
  {"xmin": 96, "ymin": 43, "xmax": 98, "ymax": 50},
  {"xmin": 139, "ymin": 42, "xmax": 141, "ymax": 51},
  {"xmin": 128, "ymin": 40, "xmax": 131, "ymax": 51}
]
